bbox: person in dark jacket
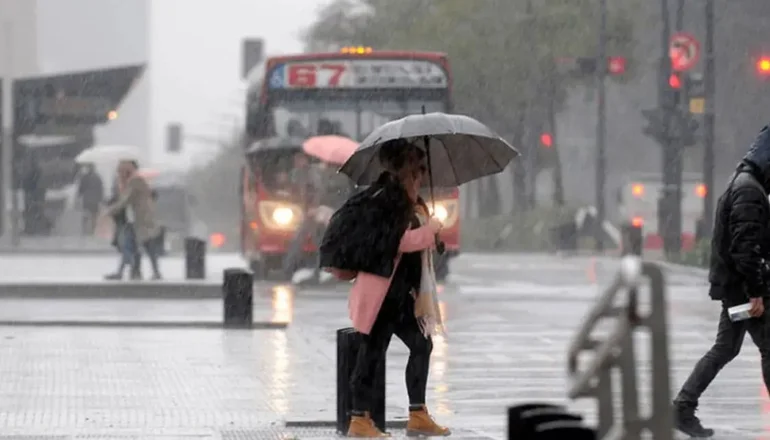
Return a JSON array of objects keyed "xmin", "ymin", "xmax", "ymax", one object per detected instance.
[
  {"xmin": 77, "ymin": 164, "xmax": 104, "ymax": 235},
  {"xmin": 672, "ymin": 125, "xmax": 770, "ymax": 438}
]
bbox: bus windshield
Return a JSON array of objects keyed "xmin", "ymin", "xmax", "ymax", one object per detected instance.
[{"xmin": 269, "ymin": 98, "xmax": 447, "ymax": 142}]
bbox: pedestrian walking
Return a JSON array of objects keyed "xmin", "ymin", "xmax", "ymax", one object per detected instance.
[
  {"xmin": 77, "ymin": 164, "xmax": 104, "ymax": 235},
  {"xmin": 104, "ymin": 174, "xmax": 142, "ymax": 280},
  {"xmin": 320, "ymin": 142, "xmax": 449, "ymax": 438},
  {"xmin": 104, "ymin": 160, "xmax": 163, "ymax": 280},
  {"xmin": 283, "ymin": 152, "xmax": 325, "ymax": 280},
  {"xmin": 673, "ymin": 125, "xmax": 770, "ymax": 438}
]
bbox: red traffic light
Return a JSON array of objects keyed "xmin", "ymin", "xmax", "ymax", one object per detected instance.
[
  {"xmin": 757, "ymin": 57, "xmax": 770, "ymax": 74},
  {"xmin": 540, "ymin": 133, "xmax": 553, "ymax": 148},
  {"xmin": 607, "ymin": 56, "xmax": 626, "ymax": 75},
  {"xmin": 669, "ymin": 73, "xmax": 682, "ymax": 89}
]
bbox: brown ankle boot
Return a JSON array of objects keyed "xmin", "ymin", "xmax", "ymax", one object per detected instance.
[
  {"xmin": 407, "ymin": 406, "xmax": 451, "ymax": 437},
  {"xmin": 347, "ymin": 412, "xmax": 391, "ymax": 438}
]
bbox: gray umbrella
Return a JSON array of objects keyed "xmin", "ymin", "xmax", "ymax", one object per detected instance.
[{"xmin": 339, "ymin": 112, "xmax": 519, "ymax": 187}]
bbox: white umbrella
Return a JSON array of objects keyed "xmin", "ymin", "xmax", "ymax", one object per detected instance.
[{"xmin": 75, "ymin": 145, "xmax": 143, "ymax": 165}]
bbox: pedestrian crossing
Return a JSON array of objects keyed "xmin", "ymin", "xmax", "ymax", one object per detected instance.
[{"xmin": 288, "ymin": 255, "xmax": 770, "ymax": 439}]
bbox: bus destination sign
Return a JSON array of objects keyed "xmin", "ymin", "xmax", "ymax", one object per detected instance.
[{"xmin": 268, "ymin": 59, "xmax": 448, "ymax": 89}]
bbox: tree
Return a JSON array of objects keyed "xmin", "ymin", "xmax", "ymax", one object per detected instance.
[
  {"xmin": 304, "ymin": 0, "xmax": 639, "ymax": 211},
  {"xmin": 185, "ymin": 135, "xmax": 245, "ymax": 250}
]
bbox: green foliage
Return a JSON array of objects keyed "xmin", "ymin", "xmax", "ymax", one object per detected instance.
[
  {"xmin": 461, "ymin": 206, "xmax": 578, "ymax": 251},
  {"xmin": 672, "ymin": 239, "xmax": 710, "ymax": 268},
  {"xmin": 185, "ymin": 145, "xmax": 244, "ymax": 250},
  {"xmin": 303, "ymin": 0, "xmax": 640, "ymax": 131}
]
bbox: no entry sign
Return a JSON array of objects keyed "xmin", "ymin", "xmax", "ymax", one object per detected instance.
[{"xmin": 670, "ymin": 32, "xmax": 701, "ymax": 72}]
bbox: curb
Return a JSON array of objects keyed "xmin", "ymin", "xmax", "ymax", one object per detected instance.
[{"xmin": 0, "ymin": 320, "xmax": 289, "ymax": 329}]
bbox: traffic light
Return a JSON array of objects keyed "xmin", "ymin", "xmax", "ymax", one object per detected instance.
[
  {"xmin": 607, "ymin": 56, "xmax": 626, "ymax": 75},
  {"xmin": 757, "ymin": 56, "xmax": 770, "ymax": 76},
  {"xmin": 540, "ymin": 133, "xmax": 553, "ymax": 148},
  {"xmin": 166, "ymin": 123, "xmax": 182, "ymax": 153},
  {"xmin": 567, "ymin": 56, "xmax": 626, "ymax": 77},
  {"xmin": 669, "ymin": 73, "xmax": 682, "ymax": 89},
  {"xmin": 642, "ymin": 107, "xmax": 699, "ymax": 146}
]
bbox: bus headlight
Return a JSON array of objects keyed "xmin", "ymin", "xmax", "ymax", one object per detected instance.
[
  {"xmin": 432, "ymin": 205, "xmax": 449, "ymax": 223},
  {"xmin": 258, "ymin": 201, "xmax": 303, "ymax": 230},
  {"xmin": 272, "ymin": 207, "xmax": 294, "ymax": 226},
  {"xmin": 429, "ymin": 201, "xmax": 458, "ymax": 227}
]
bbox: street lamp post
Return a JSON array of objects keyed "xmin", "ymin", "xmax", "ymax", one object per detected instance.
[
  {"xmin": 702, "ymin": 0, "xmax": 716, "ymax": 236},
  {"xmin": 1, "ymin": 19, "xmax": 18, "ymax": 246},
  {"xmin": 595, "ymin": 0, "xmax": 607, "ymax": 251}
]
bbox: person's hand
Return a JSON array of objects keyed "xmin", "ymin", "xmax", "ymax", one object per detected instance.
[
  {"xmin": 749, "ymin": 297, "xmax": 765, "ymax": 317},
  {"xmin": 428, "ymin": 217, "xmax": 443, "ymax": 233}
]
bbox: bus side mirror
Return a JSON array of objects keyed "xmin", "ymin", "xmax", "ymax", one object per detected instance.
[
  {"xmin": 245, "ymin": 94, "xmax": 270, "ymax": 139},
  {"xmin": 246, "ymin": 108, "xmax": 263, "ymax": 139}
]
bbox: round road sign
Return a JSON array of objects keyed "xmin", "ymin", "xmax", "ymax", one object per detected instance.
[{"xmin": 670, "ymin": 32, "xmax": 700, "ymax": 72}]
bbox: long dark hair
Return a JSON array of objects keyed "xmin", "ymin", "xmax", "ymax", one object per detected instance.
[{"xmin": 378, "ymin": 139, "xmax": 425, "ymax": 173}]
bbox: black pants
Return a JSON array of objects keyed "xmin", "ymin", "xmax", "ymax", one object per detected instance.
[
  {"xmin": 82, "ymin": 208, "xmax": 98, "ymax": 235},
  {"xmin": 675, "ymin": 300, "xmax": 770, "ymax": 407},
  {"xmin": 350, "ymin": 299, "xmax": 433, "ymax": 412},
  {"xmin": 136, "ymin": 236, "xmax": 162, "ymax": 278}
]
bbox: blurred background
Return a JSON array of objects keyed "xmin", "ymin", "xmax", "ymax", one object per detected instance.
[{"xmin": 1, "ymin": 0, "xmax": 769, "ymax": 261}]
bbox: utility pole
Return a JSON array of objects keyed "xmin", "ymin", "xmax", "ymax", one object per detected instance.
[
  {"xmin": 524, "ymin": 0, "xmax": 536, "ymax": 211},
  {"xmin": 548, "ymin": 74, "xmax": 564, "ymax": 206},
  {"xmin": 702, "ymin": 0, "xmax": 716, "ymax": 236},
  {"xmin": 594, "ymin": 0, "xmax": 607, "ymax": 251},
  {"xmin": 1, "ymin": 20, "xmax": 18, "ymax": 246},
  {"xmin": 658, "ymin": 0, "xmax": 680, "ymax": 258}
]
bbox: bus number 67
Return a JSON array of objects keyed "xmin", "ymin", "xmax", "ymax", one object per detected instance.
[{"xmin": 287, "ymin": 64, "xmax": 347, "ymax": 87}]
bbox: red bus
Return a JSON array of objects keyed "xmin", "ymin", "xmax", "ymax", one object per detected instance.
[{"xmin": 242, "ymin": 47, "xmax": 460, "ymax": 279}]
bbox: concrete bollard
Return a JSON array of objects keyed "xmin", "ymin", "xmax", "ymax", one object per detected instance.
[
  {"xmin": 620, "ymin": 222, "xmax": 643, "ymax": 257},
  {"xmin": 185, "ymin": 237, "xmax": 206, "ymax": 279},
  {"xmin": 222, "ymin": 268, "xmax": 253, "ymax": 328}
]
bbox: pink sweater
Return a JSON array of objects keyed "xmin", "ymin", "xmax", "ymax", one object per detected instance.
[{"xmin": 347, "ymin": 225, "xmax": 437, "ymax": 334}]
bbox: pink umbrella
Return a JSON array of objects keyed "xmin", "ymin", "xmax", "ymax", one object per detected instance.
[{"xmin": 303, "ymin": 135, "xmax": 358, "ymax": 165}]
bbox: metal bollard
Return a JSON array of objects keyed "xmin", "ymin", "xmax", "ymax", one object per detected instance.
[
  {"xmin": 337, "ymin": 328, "xmax": 386, "ymax": 434},
  {"xmin": 222, "ymin": 268, "xmax": 253, "ymax": 328},
  {"xmin": 508, "ymin": 403, "xmax": 595, "ymax": 439},
  {"xmin": 184, "ymin": 237, "xmax": 206, "ymax": 279},
  {"xmin": 620, "ymin": 222, "xmax": 643, "ymax": 256}
]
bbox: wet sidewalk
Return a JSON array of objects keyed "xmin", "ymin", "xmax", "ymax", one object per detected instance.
[{"xmin": 0, "ymin": 253, "xmax": 764, "ymax": 439}]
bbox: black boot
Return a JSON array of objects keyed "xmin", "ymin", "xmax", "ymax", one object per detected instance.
[
  {"xmin": 104, "ymin": 265, "xmax": 124, "ymax": 280},
  {"xmin": 673, "ymin": 401, "xmax": 714, "ymax": 438}
]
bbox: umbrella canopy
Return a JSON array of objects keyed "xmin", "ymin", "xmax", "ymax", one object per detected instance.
[
  {"xmin": 75, "ymin": 144, "xmax": 143, "ymax": 165},
  {"xmin": 136, "ymin": 168, "xmax": 187, "ymax": 188},
  {"xmin": 340, "ymin": 112, "xmax": 519, "ymax": 187},
  {"xmin": 246, "ymin": 136, "xmax": 305, "ymax": 155},
  {"xmin": 302, "ymin": 135, "xmax": 358, "ymax": 165}
]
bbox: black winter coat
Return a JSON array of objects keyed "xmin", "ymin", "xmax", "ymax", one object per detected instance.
[
  {"xmin": 319, "ymin": 172, "xmax": 427, "ymax": 279},
  {"xmin": 709, "ymin": 126, "xmax": 770, "ymax": 305}
]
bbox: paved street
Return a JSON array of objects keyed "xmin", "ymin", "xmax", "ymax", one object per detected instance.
[
  {"xmin": 0, "ymin": 253, "xmax": 247, "ymax": 282},
  {"xmin": 0, "ymin": 253, "xmax": 765, "ymax": 438}
]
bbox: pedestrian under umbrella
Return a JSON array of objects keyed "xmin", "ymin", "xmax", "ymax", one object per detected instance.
[{"xmin": 319, "ymin": 141, "xmax": 450, "ymax": 438}]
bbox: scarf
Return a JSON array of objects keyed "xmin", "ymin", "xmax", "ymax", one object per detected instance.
[{"xmin": 413, "ymin": 211, "xmax": 445, "ymax": 337}]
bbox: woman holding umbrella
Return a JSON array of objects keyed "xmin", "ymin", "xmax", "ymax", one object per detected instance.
[
  {"xmin": 320, "ymin": 140, "xmax": 449, "ymax": 437},
  {"xmin": 322, "ymin": 111, "xmax": 519, "ymax": 438}
]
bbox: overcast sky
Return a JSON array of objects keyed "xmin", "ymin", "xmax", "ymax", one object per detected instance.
[{"xmin": 149, "ymin": 0, "xmax": 330, "ymax": 167}]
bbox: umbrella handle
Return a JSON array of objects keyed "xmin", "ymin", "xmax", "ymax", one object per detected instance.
[
  {"xmin": 435, "ymin": 238, "xmax": 445, "ymax": 255},
  {"xmin": 422, "ymin": 133, "xmax": 444, "ymax": 255}
]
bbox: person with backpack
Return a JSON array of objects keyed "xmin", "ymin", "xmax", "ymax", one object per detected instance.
[
  {"xmin": 319, "ymin": 141, "xmax": 449, "ymax": 438},
  {"xmin": 672, "ymin": 125, "xmax": 770, "ymax": 438}
]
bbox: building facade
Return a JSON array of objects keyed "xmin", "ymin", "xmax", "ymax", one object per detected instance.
[{"xmin": 1, "ymin": 0, "xmax": 150, "ymax": 152}]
